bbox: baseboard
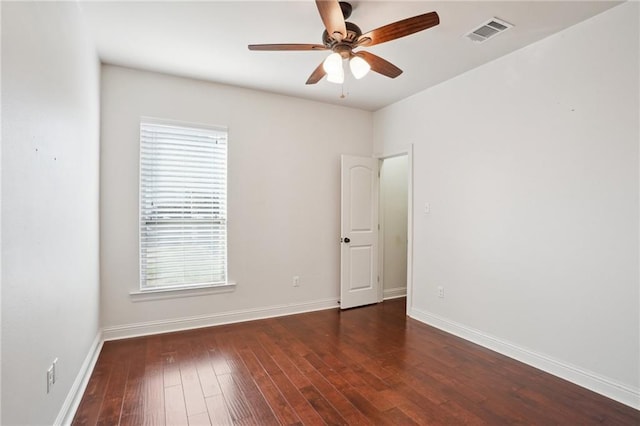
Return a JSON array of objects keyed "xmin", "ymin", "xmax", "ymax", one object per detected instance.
[
  {"xmin": 383, "ymin": 286, "xmax": 407, "ymax": 300},
  {"xmin": 54, "ymin": 331, "xmax": 104, "ymax": 426},
  {"xmin": 409, "ymin": 307, "xmax": 640, "ymax": 410},
  {"xmin": 103, "ymin": 297, "xmax": 340, "ymax": 341}
]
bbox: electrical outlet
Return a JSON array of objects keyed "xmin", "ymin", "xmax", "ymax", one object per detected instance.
[
  {"xmin": 437, "ymin": 286, "xmax": 444, "ymax": 299},
  {"xmin": 47, "ymin": 365, "xmax": 54, "ymax": 393},
  {"xmin": 292, "ymin": 276, "xmax": 300, "ymax": 287}
]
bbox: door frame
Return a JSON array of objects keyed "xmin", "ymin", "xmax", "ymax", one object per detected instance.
[{"xmin": 375, "ymin": 145, "xmax": 414, "ymax": 315}]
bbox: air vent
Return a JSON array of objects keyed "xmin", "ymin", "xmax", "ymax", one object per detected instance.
[{"xmin": 465, "ymin": 18, "xmax": 513, "ymax": 43}]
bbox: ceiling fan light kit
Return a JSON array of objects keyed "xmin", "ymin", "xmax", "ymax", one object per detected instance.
[
  {"xmin": 323, "ymin": 52, "xmax": 343, "ymax": 74},
  {"xmin": 349, "ymin": 55, "xmax": 371, "ymax": 79},
  {"xmin": 248, "ymin": 0, "xmax": 440, "ymax": 86},
  {"xmin": 325, "ymin": 56, "xmax": 345, "ymax": 84},
  {"xmin": 323, "ymin": 52, "xmax": 370, "ymax": 83},
  {"xmin": 327, "ymin": 69, "xmax": 345, "ymax": 84}
]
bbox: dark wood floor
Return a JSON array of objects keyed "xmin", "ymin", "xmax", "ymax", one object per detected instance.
[{"xmin": 72, "ymin": 298, "xmax": 639, "ymax": 425}]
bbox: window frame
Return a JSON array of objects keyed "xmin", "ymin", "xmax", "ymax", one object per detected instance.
[{"xmin": 137, "ymin": 117, "xmax": 231, "ymax": 294}]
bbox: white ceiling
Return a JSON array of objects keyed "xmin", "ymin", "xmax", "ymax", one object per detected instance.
[{"xmin": 80, "ymin": 1, "xmax": 621, "ymax": 111}]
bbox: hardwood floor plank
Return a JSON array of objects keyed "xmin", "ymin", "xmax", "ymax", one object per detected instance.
[
  {"xmin": 216, "ymin": 373, "xmax": 254, "ymax": 424},
  {"xmin": 71, "ymin": 365, "xmax": 111, "ymax": 425},
  {"xmin": 164, "ymin": 384, "xmax": 188, "ymax": 426},
  {"xmin": 230, "ymin": 371, "xmax": 280, "ymax": 425},
  {"xmin": 255, "ymin": 332, "xmax": 313, "ymax": 389},
  {"xmin": 269, "ymin": 371, "xmax": 327, "ymax": 425},
  {"xmin": 120, "ymin": 377, "xmax": 144, "ymax": 424},
  {"xmin": 120, "ymin": 341, "xmax": 147, "ymax": 423},
  {"xmin": 282, "ymin": 352, "xmax": 372, "ymax": 425},
  {"xmin": 95, "ymin": 343, "xmax": 134, "ymax": 425},
  {"xmin": 253, "ymin": 334, "xmax": 332, "ymax": 424},
  {"xmin": 299, "ymin": 385, "xmax": 349, "ymax": 425},
  {"xmin": 382, "ymin": 406, "xmax": 420, "ymax": 426},
  {"xmin": 142, "ymin": 370, "xmax": 165, "ymax": 426},
  {"xmin": 261, "ymin": 326, "xmax": 372, "ymax": 425},
  {"xmin": 237, "ymin": 347, "xmax": 301, "ymax": 425},
  {"xmin": 72, "ymin": 299, "xmax": 640, "ymax": 426},
  {"xmin": 95, "ymin": 397, "xmax": 124, "ymax": 426},
  {"xmin": 338, "ymin": 386, "xmax": 390, "ymax": 425},
  {"xmin": 163, "ymin": 351, "xmax": 182, "ymax": 388},
  {"xmin": 392, "ymin": 401, "xmax": 443, "ymax": 425},
  {"xmin": 190, "ymin": 338, "xmax": 223, "ymax": 398},
  {"xmin": 188, "ymin": 411, "xmax": 212, "ymax": 425},
  {"xmin": 209, "ymin": 352, "xmax": 233, "ymax": 376},
  {"xmin": 144, "ymin": 335, "xmax": 164, "ymax": 369},
  {"xmin": 178, "ymin": 350, "xmax": 208, "ymax": 416},
  {"xmin": 205, "ymin": 394, "xmax": 233, "ymax": 426},
  {"xmin": 215, "ymin": 332, "xmax": 280, "ymax": 425}
]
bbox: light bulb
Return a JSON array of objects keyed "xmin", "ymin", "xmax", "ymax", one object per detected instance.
[
  {"xmin": 323, "ymin": 52, "xmax": 343, "ymax": 75},
  {"xmin": 349, "ymin": 55, "xmax": 370, "ymax": 79}
]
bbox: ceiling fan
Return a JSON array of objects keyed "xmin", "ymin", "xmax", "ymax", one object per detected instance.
[{"xmin": 248, "ymin": 0, "xmax": 440, "ymax": 85}]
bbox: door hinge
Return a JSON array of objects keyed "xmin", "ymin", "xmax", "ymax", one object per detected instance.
[
  {"xmin": 378, "ymin": 224, "xmax": 380, "ymax": 230},
  {"xmin": 377, "ymin": 276, "xmax": 380, "ymax": 282}
]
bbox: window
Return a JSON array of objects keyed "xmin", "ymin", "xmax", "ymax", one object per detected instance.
[{"xmin": 139, "ymin": 119, "xmax": 227, "ymax": 291}]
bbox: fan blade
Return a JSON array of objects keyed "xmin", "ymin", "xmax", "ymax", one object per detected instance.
[
  {"xmin": 354, "ymin": 51, "xmax": 402, "ymax": 78},
  {"xmin": 315, "ymin": 0, "xmax": 347, "ymax": 41},
  {"xmin": 306, "ymin": 61, "xmax": 327, "ymax": 85},
  {"xmin": 248, "ymin": 44, "xmax": 327, "ymax": 51},
  {"xmin": 357, "ymin": 11, "xmax": 439, "ymax": 47}
]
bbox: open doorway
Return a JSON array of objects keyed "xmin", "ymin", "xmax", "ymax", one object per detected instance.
[{"xmin": 379, "ymin": 155, "xmax": 409, "ymax": 301}]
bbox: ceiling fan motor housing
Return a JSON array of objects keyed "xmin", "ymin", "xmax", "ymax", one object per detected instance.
[
  {"xmin": 322, "ymin": 21, "xmax": 362, "ymax": 57},
  {"xmin": 339, "ymin": 2, "xmax": 353, "ymax": 19}
]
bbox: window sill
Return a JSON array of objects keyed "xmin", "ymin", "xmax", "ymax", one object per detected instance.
[{"xmin": 129, "ymin": 282, "xmax": 236, "ymax": 302}]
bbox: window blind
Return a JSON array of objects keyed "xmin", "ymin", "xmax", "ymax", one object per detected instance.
[{"xmin": 140, "ymin": 120, "xmax": 227, "ymax": 290}]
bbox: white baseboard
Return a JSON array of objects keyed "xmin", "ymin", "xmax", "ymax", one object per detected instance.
[
  {"xmin": 409, "ymin": 307, "xmax": 640, "ymax": 410},
  {"xmin": 383, "ymin": 286, "xmax": 407, "ymax": 300},
  {"xmin": 54, "ymin": 331, "xmax": 104, "ymax": 426},
  {"xmin": 103, "ymin": 297, "xmax": 340, "ymax": 341}
]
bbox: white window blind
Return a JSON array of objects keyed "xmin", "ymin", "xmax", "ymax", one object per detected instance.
[{"xmin": 140, "ymin": 119, "xmax": 227, "ymax": 290}]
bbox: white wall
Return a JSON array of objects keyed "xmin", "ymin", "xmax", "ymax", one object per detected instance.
[
  {"xmin": 0, "ymin": 3, "xmax": 3, "ymax": 420},
  {"xmin": 381, "ymin": 156, "xmax": 408, "ymax": 297},
  {"xmin": 374, "ymin": 2, "xmax": 639, "ymax": 407},
  {"xmin": 100, "ymin": 65, "xmax": 372, "ymax": 332},
  {"xmin": 1, "ymin": 2, "xmax": 101, "ymax": 425}
]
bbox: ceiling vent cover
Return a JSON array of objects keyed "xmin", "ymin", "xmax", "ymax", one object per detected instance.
[{"xmin": 466, "ymin": 18, "xmax": 513, "ymax": 43}]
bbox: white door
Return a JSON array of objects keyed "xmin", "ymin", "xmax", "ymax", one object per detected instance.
[{"xmin": 340, "ymin": 155, "xmax": 379, "ymax": 309}]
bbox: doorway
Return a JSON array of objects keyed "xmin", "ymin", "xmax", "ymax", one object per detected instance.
[
  {"xmin": 378, "ymin": 155, "xmax": 409, "ymax": 302},
  {"xmin": 339, "ymin": 150, "xmax": 413, "ymax": 312}
]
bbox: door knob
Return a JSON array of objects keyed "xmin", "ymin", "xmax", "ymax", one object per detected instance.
[{"xmin": 343, "ymin": 237, "xmax": 351, "ymax": 243}]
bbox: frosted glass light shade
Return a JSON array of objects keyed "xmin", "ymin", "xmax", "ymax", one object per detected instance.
[
  {"xmin": 323, "ymin": 52, "xmax": 343, "ymax": 74},
  {"xmin": 326, "ymin": 66, "xmax": 344, "ymax": 84},
  {"xmin": 323, "ymin": 52, "xmax": 344, "ymax": 84},
  {"xmin": 349, "ymin": 56, "xmax": 370, "ymax": 79}
]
